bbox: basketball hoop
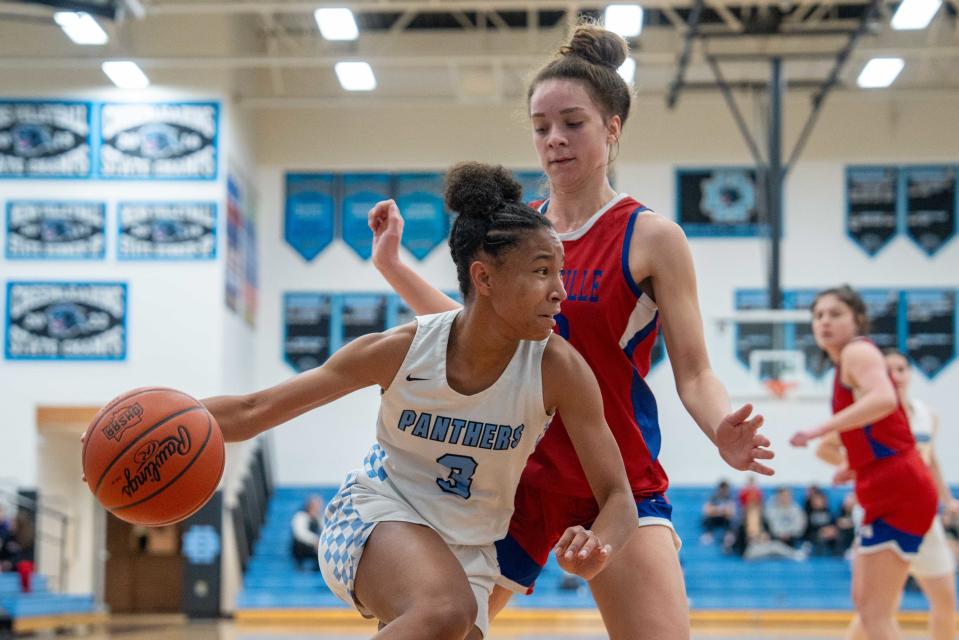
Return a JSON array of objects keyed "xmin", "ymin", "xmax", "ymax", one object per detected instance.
[{"xmin": 763, "ymin": 378, "xmax": 798, "ymax": 399}]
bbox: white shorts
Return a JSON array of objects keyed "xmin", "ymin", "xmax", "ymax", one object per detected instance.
[
  {"xmin": 319, "ymin": 465, "xmax": 498, "ymax": 637},
  {"xmin": 911, "ymin": 516, "xmax": 957, "ymax": 578}
]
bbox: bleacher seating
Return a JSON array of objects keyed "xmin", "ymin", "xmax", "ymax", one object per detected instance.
[
  {"xmin": 0, "ymin": 573, "xmax": 98, "ymax": 630},
  {"xmin": 236, "ymin": 485, "xmax": 951, "ymax": 612}
]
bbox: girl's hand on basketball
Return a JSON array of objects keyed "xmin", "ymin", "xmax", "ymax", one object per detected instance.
[
  {"xmin": 369, "ymin": 199, "xmax": 404, "ymax": 269},
  {"xmin": 715, "ymin": 404, "xmax": 774, "ymax": 476},
  {"xmin": 832, "ymin": 466, "xmax": 855, "ymax": 485},
  {"xmin": 554, "ymin": 525, "xmax": 611, "ymax": 581}
]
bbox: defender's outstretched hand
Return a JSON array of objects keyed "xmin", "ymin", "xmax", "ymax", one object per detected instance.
[{"xmin": 716, "ymin": 404, "xmax": 774, "ymax": 475}]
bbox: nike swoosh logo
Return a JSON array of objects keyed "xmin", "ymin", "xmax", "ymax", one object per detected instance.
[{"xmin": 405, "ymin": 374, "xmax": 429, "ymax": 381}]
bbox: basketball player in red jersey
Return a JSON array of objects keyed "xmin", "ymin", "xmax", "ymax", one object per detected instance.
[
  {"xmin": 790, "ymin": 286, "xmax": 937, "ymax": 640},
  {"xmin": 368, "ymin": 22, "xmax": 774, "ymax": 639}
]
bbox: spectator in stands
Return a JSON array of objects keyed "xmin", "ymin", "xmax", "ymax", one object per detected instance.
[
  {"xmin": 803, "ymin": 488, "xmax": 840, "ymax": 556},
  {"xmin": 834, "ymin": 492, "xmax": 858, "ymax": 557},
  {"xmin": 728, "ymin": 488, "xmax": 806, "ymax": 561},
  {"xmin": 765, "ymin": 488, "xmax": 806, "ymax": 549},
  {"xmin": 701, "ymin": 480, "xmax": 736, "ymax": 545},
  {"xmin": 0, "ymin": 507, "xmax": 13, "ymax": 572},
  {"xmin": 737, "ymin": 475, "xmax": 763, "ymax": 510},
  {"xmin": 291, "ymin": 495, "xmax": 324, "ymax": 571}
]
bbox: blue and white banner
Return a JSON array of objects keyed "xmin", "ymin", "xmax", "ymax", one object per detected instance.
[
  {"xmin": 846, "ymin": 166, "xmax": 899, "ymax": 256},
  {"xmin": 340, "ymin": 294, "xmax": 388, "ymax": 346},
  {"xmin": 341, "ymin": 173, "xmax": 390, "ymax": 260},
  {"xmin": 903, "ymin": 166, "xmax": 956, "ymax": 257},
  {"xmin": 677, "ymin": 168, "xmax": 761, "ymax": 237},
  {"xmin": 516, "ymin": 170, "xmax": 548, "ymax": 205},
  {"xmin": 0, "ymin": 100, "xmax": 92, "ymax": 178},
  {"xmin": 6, "ymin": 200, "xmax": 105, "ymax": 259},
  {"xmin": 284, "ymin": 173, "xmax": 336, "ymax": 262},
  {"xmin": 118, "ymin": 202, "xmax": 217, "ymax": 259},
  {"xmin": 395, "ymin": 173, "xmax": 449, "ymax": 260},
  {"xmin": 903, "ymin": 289, "xmax": 955, "ymax": 379},
  {"xmin": 283, "ymin": 293, "xmax": 333, "ymax": 372},
  {"xmin": 98, "ymin": 102, "xmax": 218, "ymax": 179},
  {"xmin": 5, "ymin": 281, "xmax": 126, "ymax": 360}
]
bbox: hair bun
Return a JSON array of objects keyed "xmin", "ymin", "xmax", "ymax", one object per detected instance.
[
  {"xmin": 561, "ymin": 24, "xmax": 628, "ymax": 70},
  {"xmin": 445, "ymin": 162, "xmax": 523, "ymax": 220}
]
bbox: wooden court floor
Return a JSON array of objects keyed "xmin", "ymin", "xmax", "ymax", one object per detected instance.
[{"xmin": 70, "ymin": 616, "xmax": 933, "ymax": 639}]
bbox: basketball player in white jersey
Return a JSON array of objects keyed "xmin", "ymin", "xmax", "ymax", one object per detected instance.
[{"xmin": 202, "ymin": 162, "xmax": 636, "ymax": 639}]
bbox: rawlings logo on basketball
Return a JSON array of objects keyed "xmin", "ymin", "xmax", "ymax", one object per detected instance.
[
  {"xmin": 120, "ymin": 425, "xmax": 192, "ymax": 498},
  {"xmin": 102, "ymin": 403, "xmax": 144, "ymax": 441}
]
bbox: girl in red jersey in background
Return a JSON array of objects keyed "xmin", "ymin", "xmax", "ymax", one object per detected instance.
[
  {"xmin": 790, "ymin": 286, "xmax": 938, "ymax": 640},
  {"xmin": 368, "ymin": 22, "xmax": 774, "ymax": 640}
]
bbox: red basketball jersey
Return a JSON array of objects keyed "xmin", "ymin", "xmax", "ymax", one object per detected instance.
[
  {"xmin": 831, "ymin": 338, "xmax": 936, "ymax": 533},
  {"xmin": 523, "ymin": 194, "xmax": 668, "ymax": 499},
  {"xmin": 831, "ymin": 339, "xmax": 916, "ymax": 471}
]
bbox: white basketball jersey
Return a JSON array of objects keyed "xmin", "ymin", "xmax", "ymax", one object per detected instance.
[
  {"xmin": 908, "ymin": 397, "xmax": 934, "ymax": 444},
  {"xmin": 352, "ymin": 309, "xmax": 552, "ymax": 546}
]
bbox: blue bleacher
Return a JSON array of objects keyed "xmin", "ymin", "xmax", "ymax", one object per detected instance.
[
  {"xmin": 0, "ymin": 573, "xmax": 97, "ymax": 621},
  {"xmin": 237, "ymin": 485, "xmax": 952, "ymax": 612}
]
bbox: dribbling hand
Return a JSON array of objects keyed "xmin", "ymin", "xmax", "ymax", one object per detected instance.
[
  {"xmin": 554, "ymin": 525, "xmax": 611, "ymax": 581},
  {"xmin": 368, "ymin": 199, "xmax": 404, "ymax": 268},
  {"xmin": 715, "ymin": 404, "xmax": 774, "ymax": 476}
]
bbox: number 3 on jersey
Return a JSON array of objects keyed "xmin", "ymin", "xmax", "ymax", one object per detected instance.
[{"xmin": 436, "ymin": 454, "xmax": 478, "ymax": 499}]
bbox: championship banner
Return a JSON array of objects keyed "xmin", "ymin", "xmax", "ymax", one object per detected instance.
[
  {"xmin": 0, "ymin": 100, "xmax": 92, "ymax": 178},
  {"xmin": 858, "ymin": 289, "xmax": 900, "ymax": 352},
  {"xmin": 677, "ymin": 168, "xmax": 762, "ymax": 237},
  {"xmin": 283, "ymin": 293, "xmax": 332, "ymax": 372},
  {"xmin": 734, "ymin": 289, "xmax": 773, "ymax": 367},
  {"xmin": 226, "ymin": 173, "xmax": 258, "ymax": 326},
  {"xmin": 98, "ymin": 102, "xmax": 218, "ymax": 179},
  {"xmin": 783, "ymin": 289, "xmax": 831, "ymax": 377},
  {"xmin": 395, "ymin": 173, "xmax": 449, "ymax": 260},
  {"xmin": 6, "ymin": 200, "xmax": 105, "ymax": 259},
  {"xmin": 386, "ymin": 295, "xmax": 415, "ymax": 329},
  {"xmin": 516, "ymin": 170, "xmax": 548, "ymax": 205},
  {"xmin": 341, "ymin": 173, "xmax": 390, "ymax": 260},
  {"xmin": 339, "ymin": 294, "xmax": 388, "ymax": 346},
  {"xmin": 5, "ymin": 281, "xmax": 126, "ymax": 361},
  {"xmin": 118, "ymin": 202, "xmax": 217, "ymax": 259},
  {"xmin": 903, "ymin": 165, "xmax": 956, "ymax": 257},
  {"xmin": 846, "ymin": 166, "xmax": 898, "ymax": 256},
  {"xmin": 903, "ymin": 289, "xmax": 956, "ymax": 379},
  {"xmin": 284, "ymin": 173, "xmax": 336, "ymax": 262}
]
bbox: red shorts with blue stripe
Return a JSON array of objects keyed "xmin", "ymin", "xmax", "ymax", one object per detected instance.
[
  {"xmin": 856, "ymin": 449, "xmax": 937, "ymax": 557},
  {"xmin": 494, "ymin": 480, "xmax": 673, "ymax": 594}
]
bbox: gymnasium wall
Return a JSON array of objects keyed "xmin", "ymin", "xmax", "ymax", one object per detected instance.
[{"xmin": 251, "ymin": 90, "xmax": 959, "ymax": 487}]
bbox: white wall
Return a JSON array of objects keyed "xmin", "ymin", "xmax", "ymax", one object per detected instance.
[{"xmin": 252, "ymin": 91, "xmax": 959, "ymax": 488}]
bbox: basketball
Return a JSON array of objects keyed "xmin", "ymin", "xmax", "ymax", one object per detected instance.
[{"xmin": 82, "ymin": 387, "xmax": 225, "ymax": 527}]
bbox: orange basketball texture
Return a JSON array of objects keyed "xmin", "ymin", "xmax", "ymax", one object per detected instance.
[{"xmin": 82, "ymin": 387, "xmax": 225, "ymax": 526}]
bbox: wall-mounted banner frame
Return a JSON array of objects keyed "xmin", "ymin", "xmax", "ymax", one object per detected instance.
[
  {"xmin": 0, "ymin": 100, "xmax": 93, "ymax": 178},
  {"xmin": 859, "ymin": 288, "xmax": 900, "ymax": 353},
  {"xmin": 6, "ymin": 200, "xmax": 105, "ymax": 259},
  {"xmin": 5, "ymin": 281, "xmax": 126, "ymax": 361},
  {"xmin": 395, "ymin": 173, "xmax": 449, "ymax": 260},
  {"xmin": 341, "ymin": 173, "xmax": 390, "ymax": 260},
  {"xmin": 516, "ymin": 171, "xmax": 548, "ymax": 205},
  {"xmin": 339, "ymin": 294, "xmax": 388, "ymax": 346},
  {"xmin": 98, "ymin": 102, "xmax": 219, "ymax": 179},
  {"xmin": 903, "ymin": 289, "xmax": 955, "ymax": 379},
  {"xmin": 846, "ymin": 166, "xmax": 899, "ymax": 256},
  {"xmin": 118, "ymin": 202, "xmax": 217, "ymax": 260},
  {"xmin": 283, "ymin": 293, "xmax": 332, "ymax": 373},
  {"xmin": 903, "ymin": 165, "xmax": 956, "ymax": 257},
  {"xmin": 734, "ymin": 289, "xmax": 773, "ymax": 367},
  {"xmin": 386, "ymin": 294, "xmax": 415, "ymax": 329},
  {"xmin": 677, "ymin": 167, "xmax": 762, "ymax": 237},
  {"xmin": 284, "ymin": 173, "xmax": 336, "ymax": 262}
]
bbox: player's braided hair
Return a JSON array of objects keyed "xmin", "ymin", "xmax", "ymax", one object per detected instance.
[{"xmin": 446, "ymin": 162, "xmax": 552, "ymax": 298}]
